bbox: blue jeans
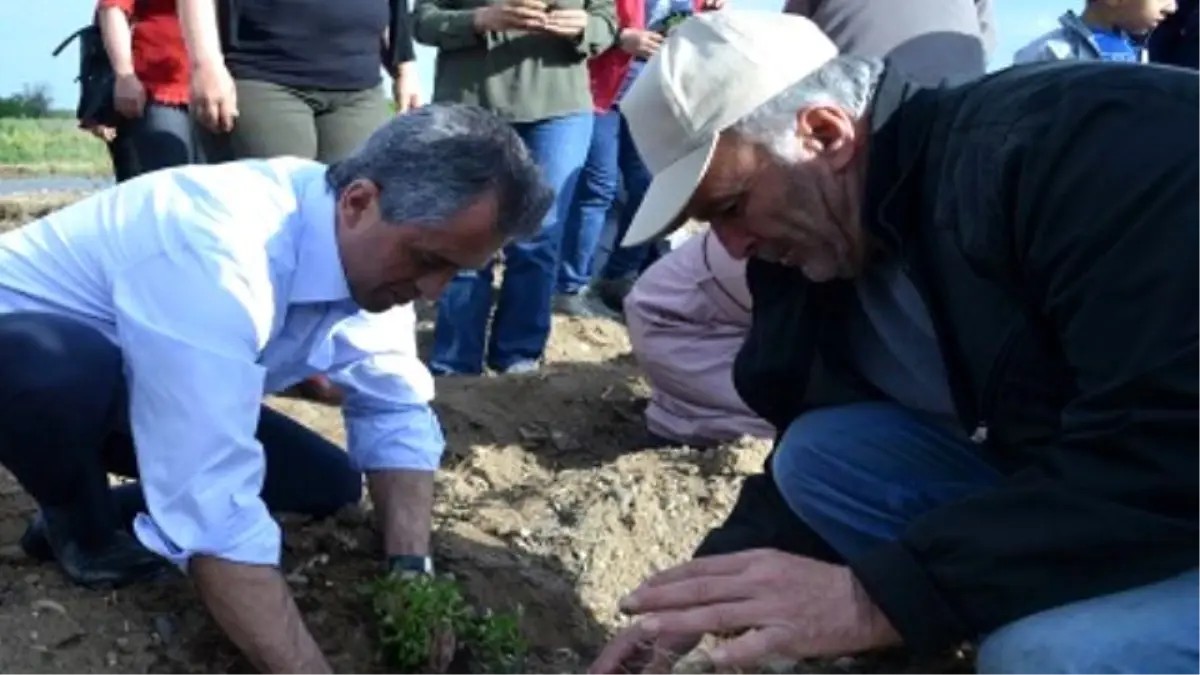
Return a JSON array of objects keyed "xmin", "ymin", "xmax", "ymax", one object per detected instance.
[
  {"xmin": 557, "ymin": 109, "xmax": 656, "ymax": 294},
  {"xmin": 771, "ymin": 402, "xmax": 1199, "ymax": 674},
  {"xmin": 430, "ymin": 112, "xmax": 592, "ymax": 374}
]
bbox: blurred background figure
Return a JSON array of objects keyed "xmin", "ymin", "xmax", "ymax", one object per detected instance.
[
  {"xmin": 1014, "ymin": 0, "xmax": 1176, "ymax": 63},
  {"xmin": 97, "ymin": 0, "xmax": 200, "ymax": 175},
  {"xmin": 415, "ymin": 0, "xmax": 617, "ymax": 375},
  {"xmin": 783, "ymin": 0, "xmax": 995, "ymax": 85},
  {"xmin": 1148, "ymin": 0, "xmax": 1197, "ymax": 67},
  {"xmin": 555, "ymin": 0, "xmax": 721, "ymax": 319},
  {"xmin": 624, "ymin": 230, "xmax": 773, "ymax": 446},
  {"xmin": 179, "ymin": 0, "xmax": 418, "ymax": 164}
]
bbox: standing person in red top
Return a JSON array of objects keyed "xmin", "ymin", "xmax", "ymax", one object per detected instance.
[{"xmin": 97, "ymin": 0, "xmax": 201, "ymax": 175}]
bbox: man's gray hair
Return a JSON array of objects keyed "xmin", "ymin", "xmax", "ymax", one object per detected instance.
[
  {"xmin": 326, "ymin": 103, "xmax": 553, "ymax": 238},
  {"xmin": 732, "ymin": 55, "xmax": 885, "ymax": 158}
]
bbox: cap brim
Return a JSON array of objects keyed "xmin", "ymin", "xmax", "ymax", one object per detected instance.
[{"xmin": 620, "ymin": 135, "xmax": 717, "ymax": 248}]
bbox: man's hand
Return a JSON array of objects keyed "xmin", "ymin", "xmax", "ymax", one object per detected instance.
[
  {"xmin": 604, "ymin": 549, "xmax": 902, "ymax": 671},
  {"xmin": 391, "ymin": 61, "xmax": 421, "ymax": 114},
  {"xmin": 113, "ymin": 72, "xmax": 146, "ymax": 119},
  {"xmin": 192, "ymin": 557, "xmax": 331, "ymax": 673},
  {"xmin": 190, "ymin": 58, "xmax": 238, "ymax": 133},
  {"xmin": 700, "ymin": 0, "xmax": 725, "ymax": 10},
  {"xmin": 542, "ymin": 8, "xmax": 589, "ymax": 37},
  {"xmin": 618, "ymin": 29, "xmax": 663, "ymax": 58},
  {"xmin": 473, "ymin": 0, "xmax": 549, "ymax": 32},
  {"xmin": 588, "ymin": 624, "xmax": 700, "ymax": 674}
]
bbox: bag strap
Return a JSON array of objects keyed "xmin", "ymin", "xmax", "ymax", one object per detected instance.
[{"xmin": 51, "ymin": 26, "xmax": 90, "ymax": 57}]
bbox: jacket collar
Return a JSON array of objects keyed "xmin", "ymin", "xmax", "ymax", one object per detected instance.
[{"xmin": 860, "ymin": 63, "xmax": 939, "ymax": 258}]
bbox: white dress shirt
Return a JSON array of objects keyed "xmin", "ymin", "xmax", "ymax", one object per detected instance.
[{"xmin": 0, "ymin": 158, "xmax": 444, "ymax": 569}]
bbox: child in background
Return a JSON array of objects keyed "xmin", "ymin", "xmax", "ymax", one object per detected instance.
[{"xmin": 1014, "ymin": 0, "xmax": 1176, "ymax": 63}]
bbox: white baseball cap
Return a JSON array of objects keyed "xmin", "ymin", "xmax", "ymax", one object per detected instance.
[{"xmin": 619, "ymin": 10, "xmax": 839, "ymax": 247}]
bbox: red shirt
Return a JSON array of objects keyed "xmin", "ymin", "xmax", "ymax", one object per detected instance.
[{"xmin": 97, "ymin": 0, "xmax": 189, "ymax": 105}]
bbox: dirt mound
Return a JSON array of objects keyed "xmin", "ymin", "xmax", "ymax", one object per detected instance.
[{"xmin": 0, "ymin": 202, "xmax": 960, "ymax": 674}]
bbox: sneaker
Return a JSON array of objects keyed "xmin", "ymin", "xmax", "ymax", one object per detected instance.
[
  {"xmin": 498, "ymin": 360, "xmax": 540, "ymax": 375},
  {"xmin": 553, "ymin": 291, "xmax": 600, "ymax": 318}
]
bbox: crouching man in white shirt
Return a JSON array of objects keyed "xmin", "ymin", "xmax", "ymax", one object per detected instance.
[{"xmin": 0, "ymin": 103, "xmax": 551, "ymax": 673}]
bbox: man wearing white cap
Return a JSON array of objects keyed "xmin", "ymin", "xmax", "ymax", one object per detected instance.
[{"xmin": 590, "ymin": 10, "xmax": 1198, "ymax": 675}]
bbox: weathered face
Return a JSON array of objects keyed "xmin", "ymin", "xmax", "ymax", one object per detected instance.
[
  {"xmin": 334, "ymin": 180, "xmax": 506, "ymax": 313},
  {"xmin": 1114, "ymin": 0, "xmax": 1177, "ymax": 33},
  {"xmin": 679, "ymin": 104, "xmax": 867, "ymax": 282}
]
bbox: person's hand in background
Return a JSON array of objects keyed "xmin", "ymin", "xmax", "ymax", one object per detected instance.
[
  {"xmin": 618, "ymin": 28, "xmax": 663, "ymax": 58},
  {"xmin": 83, "ymin": 124, "xmax": 117, "ymax": 143},
  {"xmin": 700, "ymin": 0, "xmax": 726, "ymax": 10},
  {"xmin": 542, "ymin": 8, "xmax": 589, "ymax": 37},
  {"xmin": 473, "ymin": 0, "xmax": 549, "ymax": 32},
  {"xmin": 113, "ymin": 72, "xmax": 147, "ymax": 119},
  {"xmin": 392, "ymin": 61, "xmax": 421, "ymax": 113},
  {"xmin": 190, "ymin": 59, "xmax": 238, "ymax": 133}
]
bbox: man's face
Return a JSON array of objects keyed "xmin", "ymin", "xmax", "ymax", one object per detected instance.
[
  {"xmin": 334, "ymin": 180, "xmax": 506, "ymax": 313},
  {"xmin": 1115, "ymin": 0, "xmax": 1177, "ymax": 33},
  {"xmin": 679, "ymin": 104, "xmax": 867, "ymax": 282}
]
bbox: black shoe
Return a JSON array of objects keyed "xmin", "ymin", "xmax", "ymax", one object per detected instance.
[
  {"xmin": 20, "ymin": 509, "xmax": 175, "ymax": 589},
  {"xmin": 591, "ymin": 277, "xmax": 637, "ymax": 315}
]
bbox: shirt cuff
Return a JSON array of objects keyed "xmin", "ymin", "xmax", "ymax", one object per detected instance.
[
  {"xmin": 345, "ymin": 403, "xmax": 446, "ymax": 472},
  {"xmin": 132, "ymin": 500, "xmax": 282, "ymax": 571}
]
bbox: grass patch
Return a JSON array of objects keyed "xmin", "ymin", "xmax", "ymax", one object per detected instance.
[
  {"xmin": 366, "ymin": 572, "xmax": 527, "ymax": 673},
  {"xmin": 0, "ymin": 118, "xmax": 111, "ymax": 176}
]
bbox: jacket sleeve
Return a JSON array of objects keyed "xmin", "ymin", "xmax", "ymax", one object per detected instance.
[
  {"xmin": 412, "ymin": 0, "xmax": 485, "ymax": 51},
  {"xmin": 853, "ymin": 79, "xmax": 1200, "ymax": 657},
  {"xmin": 384, "ymin": 0, "xmax": 417, "ymax": 67},
  {"xmin": 576, "ymin": 0, "xmax": 618, "ymax": 58}
]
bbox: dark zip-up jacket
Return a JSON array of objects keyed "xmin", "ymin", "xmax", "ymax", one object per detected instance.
[{"xmin": 695, "ymin": 61, "xmax": 1199, "ymax": 656}]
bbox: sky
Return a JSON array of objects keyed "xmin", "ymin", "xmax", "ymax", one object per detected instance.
[{"xmin": 1, "ymin": 0, "xmax": 1062, "ymax": 108}]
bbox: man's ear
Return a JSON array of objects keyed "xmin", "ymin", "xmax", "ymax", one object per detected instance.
[
  {"xmin": 795, "ymin": 105, "xmax": 859, "ymax": 171},
  {"xmin": 338, "ymin": 179, "xmax": 381, "ymax": 229}
]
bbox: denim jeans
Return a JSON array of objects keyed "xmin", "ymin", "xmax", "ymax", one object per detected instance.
[
  {"xmin": 770, "ymin": 402, "xmax": 1199, "ymax": 674},
  {"xmin": 430, "ymin": 112, "xmax": 592, "ymax": 374},
  {"xmin": 117, "ymin": 103, "xmax": 204, "ymax": 176},
  {"xmin": 557, "ymin": 109, "xmax": 656, "ymax": 294}
]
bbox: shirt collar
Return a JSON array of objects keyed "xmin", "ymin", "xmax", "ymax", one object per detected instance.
[{"xmin": 290, "ymin": 167, "xmax": 354, "ymax": 304}]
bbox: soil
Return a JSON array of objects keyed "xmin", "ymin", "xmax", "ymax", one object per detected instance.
[{"xmin": 0, "ymin": 193, "xmax": 963, "ymax": 674}]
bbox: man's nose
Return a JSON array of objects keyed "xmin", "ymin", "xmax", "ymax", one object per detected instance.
[{"xmin": 710, "ymin": 222, "xmax": 757, "ymax": 259}]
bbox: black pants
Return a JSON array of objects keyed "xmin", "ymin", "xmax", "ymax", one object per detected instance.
[
  {"xmin": 117, "ymin": 102, "xmax": 205, "ymax": 176},
  {"xmin": 0, "ymin": 312, "xmax": 362, "ymax": 546}
]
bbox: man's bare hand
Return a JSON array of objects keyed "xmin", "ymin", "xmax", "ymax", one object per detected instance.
[
  {"xmin": 610, "ymin": 549, "xmax": 902, "ymax": 671},
  {"xmin": 473, "ymin": 0, "xmax": 549, "ymax": 32},
  {"xmin": 542, "ymin": 8, "xmax": 588, "ymax": 37},
  {"xmin": 190, "ymin": 59, "xmax": 238, "ymax": 133},
  {"xmin": 113, "ymin": 73, "xmax": 146, "ymax": 118},
  {"xmin": 618, "ymin": 28, "xmax": 663, "ymax": 58},
  {"xmin": 83, "ymin": 124, "xmax": 117, "ymax": 143}
]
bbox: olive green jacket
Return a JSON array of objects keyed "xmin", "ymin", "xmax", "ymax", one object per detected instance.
[{"xmin": 413, "ymin": 0, "xmax": 617, "ymax": 123}]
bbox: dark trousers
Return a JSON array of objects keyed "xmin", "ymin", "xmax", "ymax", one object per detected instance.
[
  {"xmin": 0, "ymin": 312, "xmax": 362, "ymax": 547},
  {"xmin": 117, "ymin": 102, "xmax": 205, "ymax": 176}
]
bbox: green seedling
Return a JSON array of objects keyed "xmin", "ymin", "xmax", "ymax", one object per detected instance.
[{"xmin": 365, "ymin": 573, "xmax": 527, "ymax": 673}]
